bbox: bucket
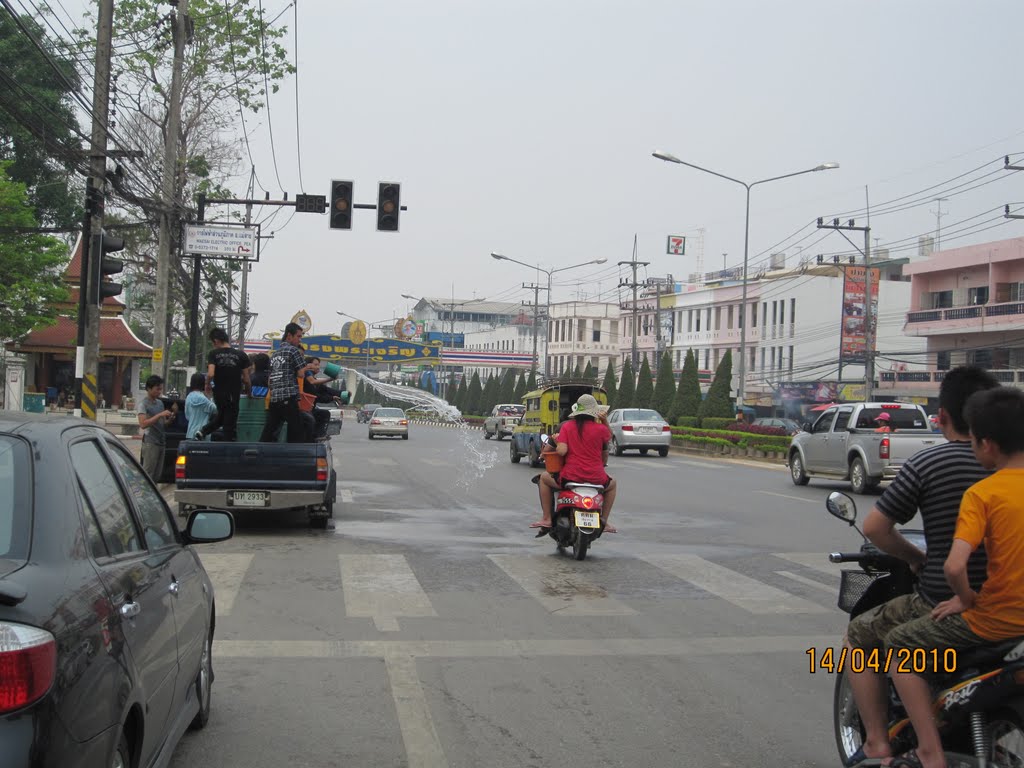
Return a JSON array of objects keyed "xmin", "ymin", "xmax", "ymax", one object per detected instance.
[
  {"xmin": 236, "ymin": 396, "xmax": 287, "ymax": 442},
  {"xmin": 542, "ymin": 450, "xmax": 564, "ymax": 474},
  {"xmin": 322, "ymin": 362, "xmax": 343, "ymax": 378}
]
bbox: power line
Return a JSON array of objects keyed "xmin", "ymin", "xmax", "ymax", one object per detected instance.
[
  {"xmin": 256, "ymin": 0, "xmax": 286, "ymax": 194},
  {"xmin": 292, "ymin": 0, "xmax": 305, "ymax": 193},
  {"xmin": 222, "ymin": 0, "xmax": 265, "ymax": 194}
]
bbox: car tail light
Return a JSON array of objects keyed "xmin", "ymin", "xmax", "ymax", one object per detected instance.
[
  {"xmin": 622, "ymin": 425, "xmax": 633, "ymax": 432},
  {"xmin": 662, "ymin": 425, "xmax": 671, "ymax": 432},
  {"xmin": 0, "ymin": 623, "xmax": 56, "ymax": 714},
  {"xmin": 880, "ymin": 403, "xmax": 901, "ymax": 409},
  {"xmin": 880, "ymin": 437, "xmax": 890, "ymax": 460},
  {"xmin": 175, "ymin": 455, "xmax": 186, "ymax": 480},
  {"xmin": 371, "ymin": 419, "xmax": 381, "ymax": 425},
  {"xmin": 316, "ymin": 457, "xmax": 328, "ymax": 482}
]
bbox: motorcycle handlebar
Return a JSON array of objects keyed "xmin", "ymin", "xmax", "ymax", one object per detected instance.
[{"xmin": 828, "ymin": 552, "xmax": 864, "ymax": 563}]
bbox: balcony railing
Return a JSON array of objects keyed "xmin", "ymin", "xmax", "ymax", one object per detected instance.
[{"xmin": 908, "ymin": 301, "xmax": 1024, "ymax": 323}]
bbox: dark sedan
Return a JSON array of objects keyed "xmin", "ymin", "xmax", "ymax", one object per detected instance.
[{"xmin": 0, "ymin": 413, "xmax": 233, "ymax": 768}]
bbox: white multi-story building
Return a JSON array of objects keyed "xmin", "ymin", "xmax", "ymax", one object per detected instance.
[
  {"xmin": 546, "ymin": 301, "xmax": 621, "ymax": 379},
  {"xmin": 461, "ymin": 320, "xmax": 545, "ymax": 380},
  {"xmin": 666, "ymin": 259, "xmax": 925, "ymax": 408}
]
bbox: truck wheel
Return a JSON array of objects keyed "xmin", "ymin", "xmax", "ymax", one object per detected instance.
[
  {"xmin": 789, "ymin": 452, "xmax": 810, "ymax": 486},
  {"xmin": 509, "ymin": 440, "xmax": 521, "ymax": 464},
  {"xmin": 849, "ymin": 458, "xmax": 878, "ymax": 495},
  {"xmin": 528, "ymin": 442, "xmax": 542, "ymax": 468},
  {"xmin": 484, "ymin": 428, "xmax": 492, "ymax": 440},
  {"xmin": 310, "ymin": 514, "xmax": 328, "ymax": 530}
]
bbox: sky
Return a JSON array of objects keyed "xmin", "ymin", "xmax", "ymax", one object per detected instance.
[{"xmin": 76, "ymin": 0, "xmax": 1024, "ymax": 338}]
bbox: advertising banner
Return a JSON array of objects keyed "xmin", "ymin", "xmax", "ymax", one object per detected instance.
[
  {"xmin": 274, "ymin": 335, "xmax": 444, "ymax": 364},
  {"xmin": 839, "ymin": 266, "xmax": 880, "ymax": 363}
]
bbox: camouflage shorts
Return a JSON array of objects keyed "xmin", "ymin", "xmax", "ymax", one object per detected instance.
[
  {"xmin": 885, "ymin": 611, "xmax": 988, "ymax": 656},
  {"xmin": 846, "ymin": 592, "xmax": 931, "ymax": 651}
]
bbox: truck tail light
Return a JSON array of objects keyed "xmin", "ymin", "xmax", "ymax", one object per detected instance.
[
  {"xmin": 316, "ymin": 457, "xmax": 329, "ymax": 483},
  {"xmin": 622, "ymin": 425, "xmax": 633, "ymax": 431},
  {"xmin": 880, "ymin": 437, "xmax": 890, "ymax": 460},
  {"xmin": 0, "ymin": 623, "xmax": 56, "ymax": 715},
  {"xmin": 175, "ymin": 455, "xmax": 186, "ymax": 481}
]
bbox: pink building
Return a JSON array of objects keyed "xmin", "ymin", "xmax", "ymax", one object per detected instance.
[{"xmin": 898, "ymin": 236, "xmax": 1024, "ymax": 392}]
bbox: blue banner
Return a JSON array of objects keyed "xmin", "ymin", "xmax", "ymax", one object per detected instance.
[{"xmin": 274, "ymin": 335, "xmax": 443, "ymax": 364}]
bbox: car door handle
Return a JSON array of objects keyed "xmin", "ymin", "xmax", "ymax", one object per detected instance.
[
  {"xmin": 168, "ymin": 580, "xmax": 180, "ymax": 597},
  {"xmin": 120, "ymin": 601, "xmax": 141, "ymax": 619}
]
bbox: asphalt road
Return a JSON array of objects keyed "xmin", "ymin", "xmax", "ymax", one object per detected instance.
[{"xmin": 165, "ymin": 422, "xmax": 895, "ymax": 768}]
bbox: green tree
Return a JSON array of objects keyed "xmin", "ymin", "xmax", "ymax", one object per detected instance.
[
  {"xmin": 454, "ymin": 378, "xmax": 468, "ymax": 411},
  {"xmin": 583, "ymin": 361, "xmax": 595, "ymax": 383},
  {"xmin": 353, "ymin": 380, "xmax": 364, "ymax": 405},
  {"xmin": 526, "ymin": 370, "xmax": 537, "ymax": 391},
  {"xmin": 618, "ymin": 357, "xmax": 635, "ymax": 409},
  {"xmin": 653, "ymin": 352, "xmax": 677, "ymax": 418},
  {"xmin": 498, "ymin": 369, "xmax": 516, "ymax": 404},
  {"xmin": 670, "ymin": 349, "xmax": 702, "ymax": 423},
  {"xmin": 601, "ymin": 359, "xmax": 618, "ymax": 410},
  {"xmin": 699, "ymin": 350, "xmax": 735, "ymax": 420},
  {"xmin": 481, "ymin": 373, "xmax": 498, "ymax": 414},
  {"xmin": 0, "ymin": 165, "xmax": 69, "ymax": 340},
  {"xmin": 514, "ymin": 371, "xmax": 528, "ymax": 401},
  {"xmin": 0, "ymin": 14, "xmax": 83, "ymax": 229},
  {"xmin": 572, "ymin": 360, "xmax": 583, "ymax": 379},
  {"xmin": 463, "ymin": 372, "xmax": 483, "ymax": 415},
  {"xmin": 445, "ymin": 372, "xmax": 458, "ymax": 404},
  {"xmin": 635, "ymin": 356, "xmax": 654, "ymax": 408}
]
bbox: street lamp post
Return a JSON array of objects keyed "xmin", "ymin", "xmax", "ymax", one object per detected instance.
[
  {"xmin": 652, "ymin": 152, "xmax": 838, "ymax": 406},
  {"xmin": 489, "ymin": 253, "xmax": 608, "ymax": 380}
]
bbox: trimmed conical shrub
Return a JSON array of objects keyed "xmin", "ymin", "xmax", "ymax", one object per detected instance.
[
  {"xmin": 635, "ymin": 356, "xmax": 654, "ymax": 409},
  {"xmin": 698, "ymin": 350, "xmax": 735, "ymax": 420},
  {"xmin": 618, "ymin": 357, "xmax": 635, "ymax": 408},
  {"xmin": 653, "ymin": 352, "xmax": 676, "ymax": 418},
  {"xmin": 601, "ymin": 359, "xmax": 618, "ymax": 410}
]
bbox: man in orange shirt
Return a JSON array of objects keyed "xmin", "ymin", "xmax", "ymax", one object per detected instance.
[{"xmin": 884, "ymin": 387, "xmax": 1024, "ymax": 768}]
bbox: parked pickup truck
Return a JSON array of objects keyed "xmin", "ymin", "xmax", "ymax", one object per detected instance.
[
  {"xmin": 788, "ymin": 402, "xmax": 945, "ymax": 494},
  {"xmin": 483, "ymin": 403, "xmax": 526, "ymax": 440},
  {"xmin": 174, "ymin": 421, "xmax": 337, "ymax": 529}
]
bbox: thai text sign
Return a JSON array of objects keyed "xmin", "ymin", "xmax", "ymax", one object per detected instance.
[
  {"xmin": 839, "ymin": 266, "xmax": 879, "ymax": 363},
  {"xmin": 184, "ymin": 224, "xmax": 257, "ymax": 257},
  {"xmin": 275, "ymin": 335, "xmax": 443, "ymax": 364}
]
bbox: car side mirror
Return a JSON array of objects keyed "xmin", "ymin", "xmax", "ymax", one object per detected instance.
[
  {"xmin": 802, "ymin": 422, "xmax": 812, "ymax": 432},
  {"xmin": 826, "ymin": 492, "xmax": 857, "ymax": 524},
  {"xmin": 185, "ymin": 510, "xmax": 235, "ymax": 544}
]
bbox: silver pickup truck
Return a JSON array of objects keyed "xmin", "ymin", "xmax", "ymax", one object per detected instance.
[
  {"xmin": 788, "ymin": 402, "xmax": 945, "ymax": 494},
  {"xmin": 483, "ymin": 404, "xmax": 525, "ymax": 440}
]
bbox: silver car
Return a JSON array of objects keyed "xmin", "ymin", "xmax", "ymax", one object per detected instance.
[
  {"xmin": 368, "ymin": 407, "xmax": 409, "ymax": 439},
  {"xmin": 607, "ymin": 408, "xmax": 671, "ymax": 457}
]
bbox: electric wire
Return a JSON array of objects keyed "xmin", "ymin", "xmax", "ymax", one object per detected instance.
[
  {"xmin": 292, "ymin": 0, "xmax": 304, "ymax": 192},
  {"xmin": 255, "ymin": 0, "xmax": 286, "ymax": 194}
]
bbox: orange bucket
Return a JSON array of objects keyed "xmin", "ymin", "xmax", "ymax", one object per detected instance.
[{"xmin": 542, "ymin": 451, "xmax": 564, "ymax": 473}]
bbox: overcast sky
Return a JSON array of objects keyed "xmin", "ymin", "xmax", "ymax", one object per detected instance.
[{"xmin": 79, "ymin": 0, "xmax": 1024, "ymax": 338}]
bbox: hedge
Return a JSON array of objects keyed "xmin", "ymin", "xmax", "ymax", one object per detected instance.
[
  {"xmin": 701, "ymin": 417, "xmax": 737, "ymax": 430},
  {"xmin": 671, "ymin": 434, "xmax": 735, "ymax": 450},
  {"xmin": 670, "ymin": 425, "xmax": 792, "ymax": 451},
  {"xmin": 675, "ymin": 416, "xmax": 700, "ymax": 428},
  {"xmin": 720, "ymin": 422, "xmax": 790, "ymax": 437}
]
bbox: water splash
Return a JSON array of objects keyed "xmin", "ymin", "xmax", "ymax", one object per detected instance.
[{"xmin": 343, "ymin": 369, "xmax": 461, "ymax": 422}]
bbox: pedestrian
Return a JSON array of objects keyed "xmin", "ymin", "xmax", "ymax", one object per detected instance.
[
  {"xmin": 249, "ymin": 353, "xmax": 271, "ymax": 397},
  {"xmin": 259, "ymin": 323, "xmax": 313, "ymax": 443},
  {"xmin": 197, "ymin": 328, "xmax": 251, "ymax": 441},
  {"xmin": 185, "ymin": 373, "xmax": 217, "ymax": 441},
  {"xmin": 136, "ymin": 374, "xmax": 175, "ymax": 481}
]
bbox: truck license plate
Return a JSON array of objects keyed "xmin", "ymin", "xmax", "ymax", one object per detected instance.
[
  {"xmin": 230, "ymin": 491, "xmax": 269, "ymax": 507},
  {"xmin": 574, "ymin": 510, "xmax": 601, "ymax": 529}
]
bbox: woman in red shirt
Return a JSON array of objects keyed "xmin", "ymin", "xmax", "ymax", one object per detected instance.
[{"xmin": 531, "ymin": 394, "xmax": 619, "ymax": 534}]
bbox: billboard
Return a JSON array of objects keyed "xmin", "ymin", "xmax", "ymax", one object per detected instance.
[
  {"xmin": 839, "ymin": 266, "xmax": 879, "ymax": 363},
  {"xmin": 275, "ymin": 335, "xmax": 444, "ymax": 364}
]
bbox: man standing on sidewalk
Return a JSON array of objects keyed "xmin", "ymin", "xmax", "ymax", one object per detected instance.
[
  {"xmin": 197, "ymin": 327, "xmax": 250, "ymax": 441},
  {"xmin": 136, "ymin": 374, "xmax": 175, "ymax": 481}
]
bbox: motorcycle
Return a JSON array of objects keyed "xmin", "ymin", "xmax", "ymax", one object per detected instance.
[
  {"xmin": 537, "ymin": 433, "xmax": 605, "ymax": 561},
  {"xmin": 826, "ymin": 491, "xmax": 1024, "ymax": 767}
]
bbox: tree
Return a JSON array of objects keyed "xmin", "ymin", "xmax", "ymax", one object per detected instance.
[
  {"xmin": 514, "ymin": 371, "xmax": 528, "ymax": 401},
  {"xmin": 353, "ymin": 380, "xmax": 364, "ymax": 405},
  {"xmin": 583, "ymin": 361, "xmax": 595, "ymax": 383},
  {"xmin": 498, "ymin": 369, "xmax": 516, "ymax": 404},
  {"xmin": 601, "ymin": 360, "xmax": 618, "ymax": 410},
  {"xmin": 481, "ymin": 373, "xmax": 497, "ymax": 414},
  {"xmin": 454, "ymin": 378, "xmax": 468, "ymax": 411},
  {"xmin": 526, "ymin": 370, "xmax": 537, "ymax": 391},
  {"xmin": 445, "ymin": 372, "xmax": 458, "ymax": 404},
  {"xmin": 463, "ymin": 372, "xmax": 483, "ymax": 415},
  {"xmin": 670, "ymin": 349, "xmax": 702, "ymax": 423},
  {"xmin": 653, "ymin": 352, "xmax": 677, "ymax": 418},
  {"xmin": 699, "ymin": 350, "xmax": 735, "ymax": 420},
  {"xmin": 635, "ymin": 356, "xmax": 654, "ymax": 409},
  {"xmin": 572, "ymin": 360, "xmax": 583, "ymax": 379},
  {"xmin": 618, "ymin": 358, "xmax": 635, "ymax": 409},
  {"xmin": 0, "ymin": 164, "xmax": 69, "ymax": 340}
]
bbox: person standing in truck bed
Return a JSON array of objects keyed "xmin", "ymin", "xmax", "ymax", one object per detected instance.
[
  {"xmin": 197, "ymin": 328, "xmax": 250, "ymax": 441},
  {"xmin": 260, "ymin": 322, "xmax": 313, "ymax": 443}
]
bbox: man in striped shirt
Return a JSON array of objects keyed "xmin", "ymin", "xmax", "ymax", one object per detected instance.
[
  {"xmin": 843, "ymin": 366, "xmax": 999, "ymax": 765},
  {"xmin": 259, "ymin": 322, "xmax": 314, "ymax": 443}
]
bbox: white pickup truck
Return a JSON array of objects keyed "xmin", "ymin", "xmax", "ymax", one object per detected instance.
[
  {"xmin": 483, "ymin": 404, "xmax": 525, "ymax": 440},
  {"xmin": 788, "ymin": 402, "xmax": 945, "ymax": 494}
]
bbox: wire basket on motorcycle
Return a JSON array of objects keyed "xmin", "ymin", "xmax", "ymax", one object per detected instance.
[{"xmin": 838, "ymin": 569, "xmax": 881, "ymax": 613}]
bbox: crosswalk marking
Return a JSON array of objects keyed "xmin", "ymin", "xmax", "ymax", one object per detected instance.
[
  {"xmin": 197, "ymin": 553, "xmax": 253, "ymax": 616},
  {"xmin": 775, "ymin": 552, "xmax": 840, "ymax": 576},
  {"xmin": 775, "ymin": 570, "xmax": 834, "ymax": 594},
  {"xmin": 368, "ymin": 457, "xmax": 398, "ymax": 467},
  {"xmin": 488, "ymin": 555, "xmax": 636, "ymax": 616},
  {"xmin": 386, "ymin": 655, "xmax": 449, "ymax": 768},
  {"xmin": 642, "ymin": 554, "xmax": 828, "ymax": 614},
  {"xmin": 339, "ymin": 555, "xmax": 437, "ymax": 631},
  {"xmin": 340, "ymin": 488, "xmax": 354, "ymax": 503}
]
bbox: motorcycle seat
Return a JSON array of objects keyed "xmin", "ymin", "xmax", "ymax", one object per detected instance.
[{"xmin": 955, "ymin": 637, "xmax": 1024, "ymax": 671}]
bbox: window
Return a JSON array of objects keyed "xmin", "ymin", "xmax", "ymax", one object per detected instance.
[
  {"xmin": 106, "ymin": 443, "xmax": 177, "ymax": 550},
  {"xmin": 762, "ymin": 302, "xmax": 768, "ymax": 327},
  {"xmin": 0, "ymin": 437, "xmax": 30, "ymax": 561},
  {"xmin": 715, "ymin": 307, "xmax": 722, "ymax": 331},
  {"xmin": 738, "ymin": 303, "xmax": 744, "ymax": 329},
  {"xmin": 706, "ymin": 307, "xmax": 712, "ymax": 331},
  {"xmin": 695, "ymin": 311, "xmax": 701, "ymax": 332},
  {"xmin": 936, "ymin": 350, "xmax": 951, "ymax": 370},
  {"xmin": 790, "ymin": 298, "xmax": 796, "ymax": 326},
  {"xmin": 834, "ymin": 410, "xmax": 852, "ymax": 431},
  {"xmin": 812, "ymin": 410, "xmax": 836, "ymax": 433},
  {"xmin": 779, "ymin": 300, "xmax": 785, "ymax": 326},
  {"xmin": 750, "ymin": 346, "xmax": 756, "ymax": 372},
  {"xmin": 788, "ymin": 346, "xmax": 794, "ymax": 377},
  {"xmin": 704, "ymin": 349, "xmax": 710, "ymax": 369},
  {"xmin": 71, "ymin": 441, "xmax": 141, "ymax": 557},
  {"xmin": 760, "ymin": 347, "xmax": 766, "ymax": 370},
  {"xmin": 727, "ymin": 305, "xmax": 734, "ymax": 330},
  {"xmin": 968, "ymin": 287, "xmax": 989, "ymax": 306},
  {"xmin": 931, "ymin": 291, "xmax": 954, "ymax": 309},
  {"xmin": 770, "ymin": 347, "xmax": 776, "ymax": 370},
  {"xmin": 772, "ymin": 301, "xmax": 778, "ymax": 326},
  {"xmin": 968, "ymin": 349, "xmax": 993, "ymax": 368},
  {"xmin": 750, "ymin": 303, "xmax": 756, "ymax": 328},
  {"xmin": 592, "ymin": 326, "xmax": 601, "ymax": 342},
  {"xmin": 610, "ymin": 320, "xmax": 618, "ymax": 341},
  {"xmin": 577, "ymin": 319, "xmax": 586, "ymax": 343}
]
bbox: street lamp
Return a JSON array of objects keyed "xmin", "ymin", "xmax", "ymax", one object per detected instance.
[
  {"xmin": 490, "ymin": 253, "xmax": 608, "ymax": 380},
  {"xmin": 651, "ymin": 151, "xmax": 838, "ymax": 406}
]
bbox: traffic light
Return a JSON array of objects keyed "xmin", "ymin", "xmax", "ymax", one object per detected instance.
[
  {"xmin": 91, "ymin": 230, "xmax": 124, "ymax": 304},
  {"xmin": 377, "ymin": 182, "xmax": 400, "ymax": 232},
  {"xmin": 329, "ymin": 180, "xmax": 354, "ymax": 229}
]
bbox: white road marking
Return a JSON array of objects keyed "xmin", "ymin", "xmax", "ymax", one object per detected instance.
[
  {"xmin": 197, "ymin": 553, "xmax": 253, "ymax": 616},
  {"xmin": 757, "ymin": 490, "xmax": 817, "ymax": 504},
  {"xmin": 775, "ymin": 552, "xmax": 840, "ymax": 576},
  {"xmin": 642, "ymin": 554, "xmax": 828, "ymax": 614},
  {"xmin": 368, "ymin": 457, "xmax": 398, "ymax": 467},
  {"xmin": 339, "ymin": 555, "xmax": 437, "ymax": 632},
  {"xmin": 386, "ymin": 654, "xmax": 449, "ymax": 768},
  {"xmin": 775, "ymin": 570, "xmax": 835, "ymax": 594},
  {"xmin": 488, "ymin": 555, "xmax": 636, "ymax": 616},
  {"xmin": 677, "ymin": 460, "xmax": 725, "ymax": 470},
  {"xmin": 340, "ymin": 489, "xmax": 354, "ymax": 503}
]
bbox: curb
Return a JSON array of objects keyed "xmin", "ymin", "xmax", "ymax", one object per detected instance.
[{"xmin": 408, "ymin": 419, "xmax": 484, "ymax": 431}]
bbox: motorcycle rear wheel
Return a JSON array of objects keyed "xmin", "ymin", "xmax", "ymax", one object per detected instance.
[
  {"xmin": 833, "ymin": 670, "xmax": 865, "ymax": 765},
  {"xmin": 988, "ymin": 710, "xmax": 1024, "ymax": 767},
  {"xmin": 572, "ymin": 529, "xmax": 589, "ymax": 561}
]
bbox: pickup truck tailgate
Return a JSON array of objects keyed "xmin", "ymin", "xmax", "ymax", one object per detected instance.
[{"xmin": 179, "ymin": 442, "xmax": 322, "ymax": 486}]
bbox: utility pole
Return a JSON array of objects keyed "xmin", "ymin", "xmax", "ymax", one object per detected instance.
[
  {"xmin": 523, "ymin": 282, "xmax": 547, "ymax": 374},
  {"xmin": 618, "ymin": 235, "xmax": 649, "ymax": 372},
  {"xmin": 76, "ymin": 0, "xmax": 115, "ymax": 420},
  {"xmin": 931, "ymin": 197, "xmax": 948, "ymax": 252},
  {"xmin": 152, "ymin": 0, "xmax": 189, "ymax": 381}
]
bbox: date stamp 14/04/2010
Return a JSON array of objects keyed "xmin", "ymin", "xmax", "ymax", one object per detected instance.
[{"xmin": 807, "ymin": 647, "xmax": 958, "ymax": 674}]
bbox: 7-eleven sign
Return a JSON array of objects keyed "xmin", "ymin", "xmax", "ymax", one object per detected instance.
[{"xmin": 666, "ymin": 235, "xmax": 686, "ymax": 255}]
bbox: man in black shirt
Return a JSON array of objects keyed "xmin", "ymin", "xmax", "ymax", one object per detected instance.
[
  {"xmin": 196, "ymin": 328, "xmax": 251, "ymax": 441},
  {"xmin": 842, "ymin": 366, "xmax": 999, "ymax": 765}
]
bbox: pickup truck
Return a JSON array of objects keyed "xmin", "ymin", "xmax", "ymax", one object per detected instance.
[
  {"xmin": 483, "ymin": 403, "xmax": 525, "ymax": 440},
  {"xmin": 788, "ymin": 402, "xmax": 945, "ymax": 494},
  {"xmin": 174, "ymin": 404, "xmax": 337, "ymax": 528}
]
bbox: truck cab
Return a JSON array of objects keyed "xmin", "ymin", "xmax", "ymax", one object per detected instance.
[{"xmin": 509, "ymin": 381, "xmax": 608, "ymax": 467}]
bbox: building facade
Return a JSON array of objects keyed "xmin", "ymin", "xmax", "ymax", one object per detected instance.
[
  {"xmin": 461, "ymin": 320, "xmax": 544, "ymax": 380},
  {"xmin": 546, "ymin": 301, "xmax": 621, "ymax": 379}
]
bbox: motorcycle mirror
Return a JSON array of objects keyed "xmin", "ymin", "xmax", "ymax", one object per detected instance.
[{"xmin": 826, "ymin": 491, "xmax": 857, "ymax": 524}]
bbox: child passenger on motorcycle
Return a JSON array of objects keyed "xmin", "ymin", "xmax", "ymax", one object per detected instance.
[
  {"xmin": 885, "ymin": 386, "xmax": 1024, "ymax": 768},
  {"xmin": 530, "ymin": 394, "xmax": 618, "ymax": 534}
]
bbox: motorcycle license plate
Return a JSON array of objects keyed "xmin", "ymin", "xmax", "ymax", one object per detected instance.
[
  {"xmin": 574, "ymin": 510, "xmax": 601, "ymax": 529},
  {"xmin": 229, "ymin": 490, "xmax": 269, "ymax": 507}
]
